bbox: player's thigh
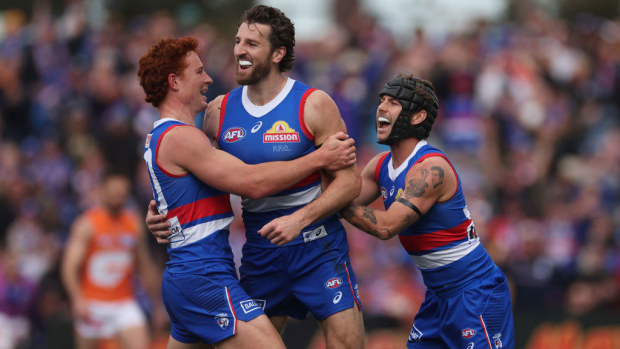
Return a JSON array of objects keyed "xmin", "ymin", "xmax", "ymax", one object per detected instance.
[
  {"xmin": 319, "ymin": 306, "xmax": 365, "ymax": 349},
  {"xmin": 116, "ymin": 324, "xmax": 149, "ymax": 349},
  {"xmin": 166, "ymin": 335, "xmax": 214, "ymax": 349},
  {"xmin": 217, "ymin": 314, "xmax": 285, "ymax": 349}
]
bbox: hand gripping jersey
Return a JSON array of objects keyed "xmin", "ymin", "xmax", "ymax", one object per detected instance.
[
  {"xmin": 81, "ymin": 207, "xmax": 140, "ymax": 301},
  {"xmin": 144, "ymin": 119, "xmax": 235, "ymax": 273},
  {"xmin": 217, "ymin": 78, "xmax": 343, "ymax": 247},
  {"xmin": 375, "ymin": 140, "xmax": 495, "ymax": 291}
]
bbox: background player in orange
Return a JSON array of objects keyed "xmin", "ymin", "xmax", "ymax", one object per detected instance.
[{"xmin": 61, "ymin": 169, "xmax": 166, "ymax": 349}]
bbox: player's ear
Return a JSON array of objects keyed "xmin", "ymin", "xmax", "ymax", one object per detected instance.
[
  {"xmin": 411, "ymin": 110, "xmax": 427, "ymax": 126},
  {"xmin": 168, "ymin": 74, "xmax": 179, "ymax": 91},
  {"xmin": 272, "ymin": 46, "xmax": 285, "ymax": 65}
]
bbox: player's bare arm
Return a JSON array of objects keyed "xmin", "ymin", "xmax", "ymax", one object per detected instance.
[
  {"xmin": 60, "ymin": 216, "xmax": 93, "ymax": 320},
  {"xmin": 146, "ymin": 121, "xmax": 356, "ymax": 243},
  {"xmin": 160, "ymin": 125, "xmax": 354, "ymax": 198},
  {"xmin": 341, "ymin": 156, "xmax": 455, "ymax": 240},
  {"xmin": 259, "ymin": 90, "xmax": 361, "ymax": 246}
]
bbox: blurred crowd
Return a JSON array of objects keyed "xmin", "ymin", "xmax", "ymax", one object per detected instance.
[{"xmin": 1, "ymin": 0, "xmax": 620, "ymax": 348}]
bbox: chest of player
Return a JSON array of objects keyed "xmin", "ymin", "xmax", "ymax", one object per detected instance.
[
  {"xmin": 218, "ymin": 112, "xmax": 315, "ymax": 164},
  {"xmin": 90, "ymin": 232, "xmax": 137, "ymax": 251},
  {"xmin": 379, "ymin": 175, "xmax": 406, "ymax": 209}
]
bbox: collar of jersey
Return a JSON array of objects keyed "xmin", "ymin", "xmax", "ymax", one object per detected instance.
[
  {"xmin": 241, "ymin": 77, "xmax": 296, "ymax": 117},
  {"xmin": 387, "ymin": 140, "xmax": 428, "ymax": 181}
]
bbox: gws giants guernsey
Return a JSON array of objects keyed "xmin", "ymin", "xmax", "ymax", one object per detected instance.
[
  {"xmin": 375, "ymin": 140, "xmax": 495, "ymax": 291},
  {"xmin": 217, "ymin": 78, "xmax": 343, "ymax": 247},
  {"xmin": 81, "ymin": 207, "xmax": 139, "ymax": 301},
  {"xmin": 144, "ymin": 119, "xmax": 234, "ymax": 273}
]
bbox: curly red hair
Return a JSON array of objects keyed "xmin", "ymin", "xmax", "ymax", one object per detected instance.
[{"xmin": 137, "ymin": 37, "xmax": 199, "ymax": 108}]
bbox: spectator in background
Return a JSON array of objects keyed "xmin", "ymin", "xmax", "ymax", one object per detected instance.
[{"xmin": 61, "ymin": 169, "xmax": 166, "ymax": 349}]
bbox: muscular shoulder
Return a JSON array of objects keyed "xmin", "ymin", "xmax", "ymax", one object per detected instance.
[
  {"xmin": 361, "ymin": 151, "xmax": 390, "ymax": 180},
  {"xmin": 406, "ymin": 155, "xmax": 456, "ymax": 202},
  {"xmin": 303, "ymin": 89, "xmax": 345, "ymax": 143}
]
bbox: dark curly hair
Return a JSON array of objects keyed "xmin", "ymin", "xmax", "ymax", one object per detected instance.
[
  {"xmin": 137, "ymin": 37, "xmax": 199, "ymax": 108},
  {"xmin": 240, "ymin": 5, "xmax": 295, "ymax": 72}
]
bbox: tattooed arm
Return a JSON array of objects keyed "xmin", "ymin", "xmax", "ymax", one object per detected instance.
[{"xmin": 341, "ymin": 155, "xmax": 456, "ymax": 240}]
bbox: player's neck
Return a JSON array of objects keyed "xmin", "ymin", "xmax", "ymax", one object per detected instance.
[
  {"xmin": 390, "ymin": 137, "xmax": 421, "ymax": 168},
  {"xmin": 245, "ymin": 72, "xmax": 287, "ymax": 106},
  {"xmin": 158, "ymin": 101, "xmax": 197, "ymax": 126}
]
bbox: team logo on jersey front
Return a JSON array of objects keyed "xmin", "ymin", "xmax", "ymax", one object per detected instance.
[
  {"xmin": 145, "ymin": 134, "xmax": 152, "ymax": 147},
  {"xmin": 263, "ymin": 121, "xmax": 300, "ymax": 143},
  {"xmin": 223, "ymin": 127, "xmax": 247, "ymax": 143}
]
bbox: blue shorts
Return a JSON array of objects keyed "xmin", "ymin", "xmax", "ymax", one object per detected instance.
[
  {"xmin": 239, "ymin": 229, "xmax": 362, "ymax": 320},
  {"xmin": 161, "ymin": 263, "xmax": 265, "ymax": 344},
  {"xmin": 407, "ymin": 266, "xmax": 514, "ymax": 348}
]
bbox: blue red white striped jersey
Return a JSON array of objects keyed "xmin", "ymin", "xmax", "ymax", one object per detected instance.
[
  {"xmin": 217, "ymin": 78, "xmax": 342, "ymax": 247},
  {"xmin": 375, "ymin": 140, "xmax": 494, "ymax": 290},
  {"xmin": 144, "ymin": 118, "xmax": 234, "ymax": 273}
]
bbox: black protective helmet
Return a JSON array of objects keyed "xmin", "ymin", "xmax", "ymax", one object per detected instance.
[{"xmin": 378, "ymin": 75, "xmax": 439, "ymax": 144}]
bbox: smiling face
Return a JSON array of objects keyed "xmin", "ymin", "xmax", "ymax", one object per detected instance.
[
  {"xmin": 176, "ymin": 51, "xmax": 212, "ymax": 114},
  {"xmin": 234, "ymin": 21, "xmax": 275, "ymax": 85},
  {"xmin": 376, "ymin": 95, "xmax": 403, "ymax": 143}
]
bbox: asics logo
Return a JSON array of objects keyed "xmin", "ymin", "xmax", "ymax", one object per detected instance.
[
  {"xmin": 333, "ymin": 291, "xmax": 342, "ymax": 304},
  {"xmin": 251, "ymin": 121, "xmax": 262, "ymax": 133}
]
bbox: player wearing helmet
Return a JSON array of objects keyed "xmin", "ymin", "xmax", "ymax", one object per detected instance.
[{"xmin": 340, "ymin": 73, "xmax": 514, "ymax": 349}]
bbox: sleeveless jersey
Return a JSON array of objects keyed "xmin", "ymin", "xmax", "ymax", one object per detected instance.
[
  {"xmin": 375, "ymin": 141, "xmax": 495, "ymax": 291},
  {"xmin": 144, "ymin": 119, "xmax": 234, "ymax": 273},
  {"xmin": 217, "ymin": 78, "xmax": 343, "ymax": 247},
  {"xmin": 81, "ymin": 207, "xmax": 139, "ymax": 301}
]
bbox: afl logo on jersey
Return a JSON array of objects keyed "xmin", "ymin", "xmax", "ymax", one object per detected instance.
[
  {"xmin": 325, "ymin": 278, "xmax": 343, "ymax": 289},
  {"xmin": 223, "ymin": 127, "xmax": 246, "ymax": 143},
  {"xmin": 263, "ymin": 121, "xmax": 300, "ymax": 143}
]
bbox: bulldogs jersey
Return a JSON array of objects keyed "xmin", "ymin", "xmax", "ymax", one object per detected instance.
[
  {"xmin": 217, "ymin": 78, "xmax": 344, "ymax": 247},
  {"xmin": 144, "ymin": 119, "xmax": 234, "ymax": 273},
  {"xmin": 375, "ymin": 141, "xmax": 495, "ymax": 291}
]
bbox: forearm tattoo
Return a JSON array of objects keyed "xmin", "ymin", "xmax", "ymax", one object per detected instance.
[
  {"xmin": 361, "ymin": 207, "xmax": 377, "ymax": 224},
  {"xmin": 342, "ymin": 205, "xmax": 392, "ymax": 238}
]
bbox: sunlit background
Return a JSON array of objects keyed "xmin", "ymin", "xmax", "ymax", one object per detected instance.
[{"xmin": 1, "ymin": 0, "xmax": 620, "ymax": 348}]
